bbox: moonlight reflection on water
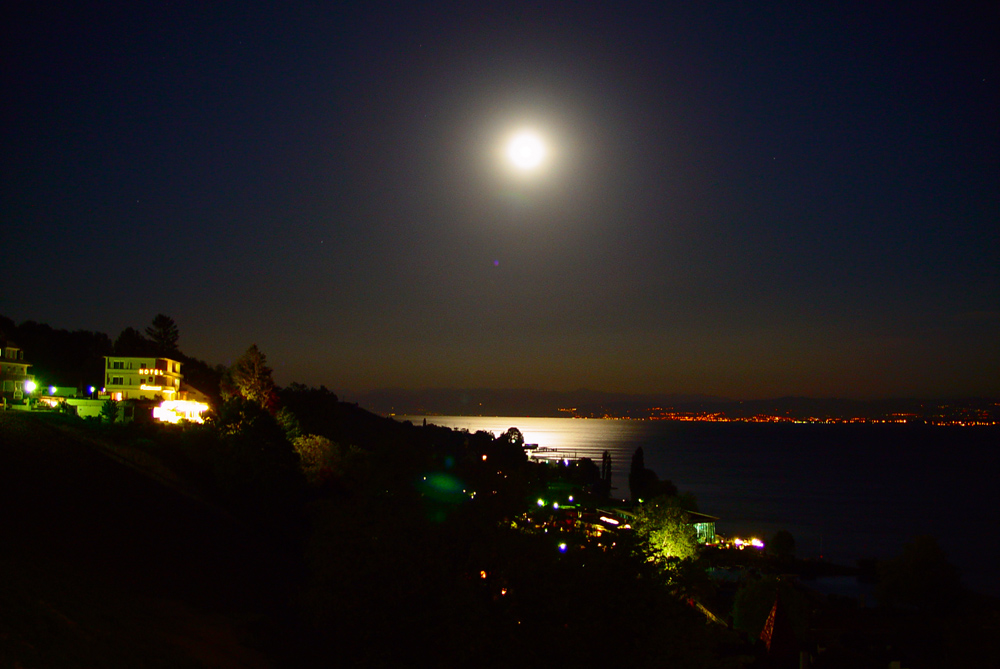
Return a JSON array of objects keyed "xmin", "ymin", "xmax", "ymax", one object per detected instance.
[{"xmin": 399, "ymin": 416, "xmax": 1000, "ymax": 596}]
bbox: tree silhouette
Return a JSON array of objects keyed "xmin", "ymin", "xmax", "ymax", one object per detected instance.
[
  {"xmin": 113, "ymin": 327, "xmax": 155, "ymax": 356},
  {"xmin": 498, "ymin": 427, "xmax": 524, "ymax": 448},
  {"xmin": 769, "ymin": 530, "xmax": 795, "ymax": 560},
  {"xmin": 629, "ymin": 447, "xmax": 646, "ymax": 501},
  {"xmin": 489, "ymin": 427, "xmax": 529, "ymax": 470},
  {"xmin": 629, "ymin": 447, "xmax": 676, "ymax": 502},
  {"xmin": 145, "ymin": 314, "xmax": 179, "ymax": 354},
  {"xmin": 209, "ymin": 397, "xmax": 305, "ymax": 528},
  {"xmin": 599, "ymin": 450, "xmax": 612, "ymax": 498},
  {"xmin": 877, "ymin": 535, "xmax": 961, "ymax": 611},
  {"xmin": 5, "ymin": 319, "xmax": 112, "ymax": 388}
]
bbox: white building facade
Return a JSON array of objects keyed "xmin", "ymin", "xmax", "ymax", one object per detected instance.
[
  {"xmin": 1, "ymin": 341, "xmax": 34, "ymax": 402},
  {"xmin": 103, "ymin": 356, "xmax": 183, "ymax": 401}
]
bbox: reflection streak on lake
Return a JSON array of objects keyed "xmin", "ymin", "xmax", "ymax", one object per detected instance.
[
  {"xmin": 400, "ymin": 416, "xmax": 646, "ymax": 490},
  {"xmin": 398, "ymin": 416, "xmax": 1000, "ymax": 596}
]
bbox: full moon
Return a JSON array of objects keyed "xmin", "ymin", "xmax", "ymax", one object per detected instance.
[{"xmin": 506, "ymin": 130, "xmax": 546, "ymax": 170}]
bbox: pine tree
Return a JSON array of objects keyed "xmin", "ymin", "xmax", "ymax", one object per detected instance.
[{"xmin": 145, "ymin": 314, "xmax": 179, "ymax": 354}]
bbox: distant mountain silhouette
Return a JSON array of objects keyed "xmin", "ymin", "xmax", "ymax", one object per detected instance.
[
  {"xmin": 358, "ymin": 387, "xmax": 725, "ymax": 417},
  {"xmin": 356, "ymin": 389, "xmax": 998, "ymax": 422}
]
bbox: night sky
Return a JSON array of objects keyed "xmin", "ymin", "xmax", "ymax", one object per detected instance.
[{"xmin": 4, "ymin": 2, "xmax": 997, "ymax": 400}]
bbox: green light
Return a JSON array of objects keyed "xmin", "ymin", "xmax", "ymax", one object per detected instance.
[
  {"xmin": 25, "ymin": 380, "xmax": 36, "ymax": 393},
  {"xmin": 420, "ymin": 472, "xmax": 469, "ymax": 506},
  {"xmin": 537, "ymin": 498, "xmax": 545, "ymax": 507}
]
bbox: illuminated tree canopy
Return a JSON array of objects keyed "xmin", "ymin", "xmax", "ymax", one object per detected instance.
[
  {"xmin": 632, "ymin": 495, "xmax": 699, "ymax": 564},
  {"xmin": 223, "ymin": 344, "xmax": 278, "ymax": 411},
  {"xmin": 294, "ymin": 434, "xmax": 339, "ymax": 487}
]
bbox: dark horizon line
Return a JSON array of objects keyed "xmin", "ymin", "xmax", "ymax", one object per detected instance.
[{"xmin": 346, "ymin": 386, "xmax": 998, "ymax": 404}]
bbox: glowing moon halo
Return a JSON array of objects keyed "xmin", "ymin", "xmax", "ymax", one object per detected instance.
[{"xmin": 506, "ymin": 130, "xmax": 546, "ymax": 170}]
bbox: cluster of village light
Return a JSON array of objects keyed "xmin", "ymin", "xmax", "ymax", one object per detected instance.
[{"xmin": 730, "ymin": 537, "xmax": 765, "ymax": 550}]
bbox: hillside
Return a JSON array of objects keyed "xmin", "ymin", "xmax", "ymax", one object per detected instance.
[
  {"xmin": 0, "ymin": 405, "xmax": 741, "ymax": 668},
  {"xmin": 0, "ymin": 411, "xmax": 286, "ymax": 667}
]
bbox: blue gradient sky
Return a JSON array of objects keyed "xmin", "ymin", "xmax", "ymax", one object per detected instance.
[{"xmin": 3, "ymin": 2, "xmax": 997, "ymax": 399}]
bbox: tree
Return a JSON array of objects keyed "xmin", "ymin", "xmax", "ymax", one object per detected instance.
[
  {"xmin": 178, "ymin": 357, "xmax": 225, "ymax": 406},
  {"xmin": 569, "ymin": 457, "xmax": 602, "ymax": 489},
  {"xmin": 276, "ymin": 406, "xmax": 303, "ymax": 440},
  {"xmin": 877, "ymin": 535, "xmax": 961, "ymax": 611},
  {"xmin": 100, "ymin": 398, "xmax": 120, "ymax": 423},
  {"xmin": 629, "ymin": 447, "xmax": 646, "ymax": 501},
  {"xmin": 277, "ymin": 384, "xmax": 340, "ymax": 437},
  {"xmin": 498, "ymin": 427, "xmax": 524, "ymax": 448},
  {"xmin": 113, "ymin": 327, "xmax": 155, "ymax": 356},
  {"xmin": 769, "ymin": 530, "xmax": 795, "ymax": 560},
  {"xmin": 599, "ymin": 450, "xmax": 612, "ymax": 498},
  {"xmin": 629, "ymin": 447, "xmax": 677, "ymax": 502},
  {"xmin": 294, "ymin": 434, "xmax": 339, "ymax": 486},
  {"xmin": 208, "ymin": 396, "xmax": 305, "ymax": 528},
  {"xmin": 632, "ymin": 495, "xmax": 699, "ymax": 564},
  {"xmin": 145, "ymin": 314, "xmax": 179, "ymax": 354},
  {"xmin": 223, "ymin": 344, "xmax": 278, "ymax": 411}
]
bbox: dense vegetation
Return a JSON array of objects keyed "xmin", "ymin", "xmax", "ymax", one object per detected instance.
[
  {"xmin": 0, "ymin": 313, "xmax": 225, "ymax": 405},
  {"xmin": 3, "ymin": 315, "xmax": 998, "ymax": 667},
  {"xmin": 0, "ymin": 396, "xmax": 744, "ymax": 666}
]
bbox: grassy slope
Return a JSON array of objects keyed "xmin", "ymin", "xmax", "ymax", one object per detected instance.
[{"xmin": 0, "ymin": 412, "xmax": 277, "ymax": 667}]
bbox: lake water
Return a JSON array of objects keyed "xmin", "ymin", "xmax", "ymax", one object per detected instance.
[{"xmin": 399, "ymin": 416, "xmax": 1000, "ymax": 597}]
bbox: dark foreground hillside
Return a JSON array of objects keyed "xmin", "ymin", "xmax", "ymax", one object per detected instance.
[
  {"xmin": 0, "ymin": 409, "xmax": 742, "ymax": 668},
  {"xmin": 11, "ymin": 406, "xmax": 995, "ymax": 668},
  {"xmin": 0, "ymin": 412, "xmax": 287, "ymax": 667}
]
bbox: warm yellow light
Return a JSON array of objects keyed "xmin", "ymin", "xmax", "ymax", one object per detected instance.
[
  {"xmin": 153, "ymin": 399, "xmax": 210, "ymax": 424},
  {"xmin": 506, "ymin": 130, "xmax": 546, "ymax": 170}
]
